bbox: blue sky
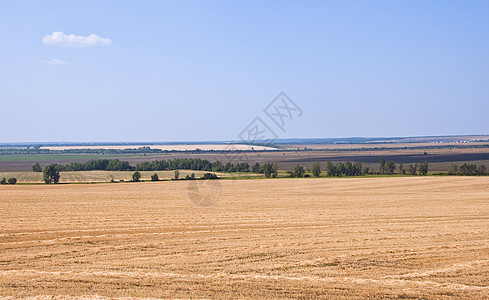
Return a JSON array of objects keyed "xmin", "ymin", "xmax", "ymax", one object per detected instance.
[{"xmin": 1, "ymin": 0, "xmax": 488, "ymax": 142}]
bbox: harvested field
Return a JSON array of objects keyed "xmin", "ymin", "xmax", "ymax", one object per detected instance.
[{"xmin": 1, "ymin": 177, "xmax": 488, "ymax": 298}]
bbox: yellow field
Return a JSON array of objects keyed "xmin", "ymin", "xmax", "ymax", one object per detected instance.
[{"xmin": 1, "ymin": 177, "xmax": 488, "ymax": 299}]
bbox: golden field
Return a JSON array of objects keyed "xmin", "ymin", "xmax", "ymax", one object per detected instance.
[{"xmin": 1, "ymin": 177, "xmax": 489, "ymax": 299}]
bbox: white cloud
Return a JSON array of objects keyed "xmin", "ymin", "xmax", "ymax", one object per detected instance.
[
  {"xmin": 42, "ymin": 31, "xmax": 111, "ymax": 47},
  {"xmin": 41, "ymin": 58, "xmax": 69, "ymax": 65}
]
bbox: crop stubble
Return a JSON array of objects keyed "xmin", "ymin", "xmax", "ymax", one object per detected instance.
[{"xmin": 0, "ymin": 177, "xmax": 488, "ymax": 299}]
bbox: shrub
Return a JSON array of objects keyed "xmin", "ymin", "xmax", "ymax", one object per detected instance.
[
  {"xmin": 0, "ymin": 178, "xmax": 6, "ymax": 185},
  {"xmin": 7, "ymin": 178, "xmax": 17, "ymax": 185},
  {"xmin": 151, "ymin": 173, "xmax": 159, "ymax": 181},
  {"xmin": 185, "ymin": 173, "xmax": 196, "ymax": 180},
  {"xmin": 132, "ymin": 171, "xmax": 141, "ymax": 182},
  {"xmin": 201, "ymin": 173, "xmax": 219, "ymax": 179}
]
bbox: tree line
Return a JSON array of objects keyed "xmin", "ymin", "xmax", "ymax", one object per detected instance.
[
  {"xmin": 378, "ymin": 159, "xmax": 429, "ymax": 176},
  {"xmin": 32, "ymin": 158, "xmax": 489, "ymax": 185},
  {"xmin": 33, "ymin": 159, "xmax": 135, "ymax": 172},
  {"xmin": 135, "ymin": 159, "xmax": 252, "ymax": 173},
  {"xmin": 448, "ymin": 163, "xmax": 487, "ymax": 176},
  {"xmin": 307, "ymin": 159, "xmax": 430, "ymax": 177}
]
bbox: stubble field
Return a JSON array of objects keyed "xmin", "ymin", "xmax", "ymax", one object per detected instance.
[{"xmin": 1, "ymin": 177, "xmax": 489, "ymax": 299}]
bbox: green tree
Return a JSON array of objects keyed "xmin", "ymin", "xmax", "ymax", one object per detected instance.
[
  {"xmin": 363, "ymin": 166, "xmax": 370, "ymax": 175},
  {"xmin": 386, "ymin": 161, "xmax": 396, "ymax": 175},
  {"xmin": 43, "ymin": 164, "xmax": 60, "ymax": 184},
  {"xmin": 448, "ymin": 164, "xmax": 458, "ymax": 175},
  {"xmin": 150, "ymin": 173, "xmax": 159, "ymax": 181},
  {"xmin": 419, "ymin": 161, "xmax": 429, "ymax": 176},
  {"xmin": 477, "ymin": 165, "xmax": 487, "ymax": 176},
  {"xmin": 459, "ymin": 163, "xmax": 477, "ymax": 175},
  {"xmin": 326, "ymin": 161, "xmax": 335, "ymax": 177},
  {"xmin": 399, "ymin": 163, "xmax": 404, "ymax": 175},
  {"xmin": 312, "ymin": 162, "xmax": 321, "ymax": 177},
  {"xmin": 132, "ymin": 171, "xmax": 141, "ymax": 182},
  {"xmin": 379, "ymin": 158, "xmax": 386, "ymax": 175},
  {"xmin": 174, "ymin": 170, "xmax": 180, "ymax": 180},
  {"xmin": 252, "ymin": 163, "xmax": 261, "ymax": 173},
  {"xmin": 32, "ymin": 162, "xmax": 42, "ymax": 172},
  {"xmin": 7, "ymin": 178, "xmax": 17, "ymax": 185},
  {"xmin": 262, "ymin": 163, "xmax": 274, "ymax": 178},
  {"xmin": 271, "ymin": 162, "xmax": 278, "ymax": 178},
  {"xmin": 293, "ymin": 165, "xmax": 305, "ymax": 178},
  {"xmin": 0, "ymin": 178, "xmax": 6, "ymax": 185},
  {"xmin": 408, "ymin": 163, "xmax": 418, "ymax": 176}
]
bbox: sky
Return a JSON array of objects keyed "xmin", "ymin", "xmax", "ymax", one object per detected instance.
[{"xmin": 1, "ymin": 0, "xmax": 488, "ymax": 143}]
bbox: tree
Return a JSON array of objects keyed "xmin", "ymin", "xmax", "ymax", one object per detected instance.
[
  {"xmin": 132, "ymin": 171, "xmax": 141, "ymax": 182},
  {"xmin": 477, "ymin": 165, "xmax": 487, "ymax": 176},
  {"xmin": 363, "ymin": 166, "xmax": 370, "ymax": 175},
  {"xmin": 32, "ymin": 162, "xmax": 42, "ymax": 172},
  {"xmin": 312, "ymin": 162, "xmax": 321, "ymax": 177},
  {"xmin": 419, "ymin": 161, "xmax": 429, "ymax": 176},
  {"xmin": 379, "ymin": 158, "xmax": 386, "ymax": 175},
  {"xmin": 386, "ymin": 161, "xmax": 396, "ymax": 175},
  {"xmin": 448, "ymin": 164, "xmax": 458, "ymax": 175},
  {"xmin": 107, "ymin": 159, "xmax": 134, "ymax": 171},
  {"xmin": 353, "ymin": 162, "xmax": 363, "ymax": 176},
  {"xmin": 43, "ymin": 164, "xmax": 60, "ymax": 184},
  {"xmin": 408, "ymin": 163, "xmax": 417, "ymax": 176},
  {"xmin": 174, "ymin": 170, "xmax": 180, "ymax": 180},
  {"xmin": 0, "ymin": 178, "xmax": 6, "ymax": 185},
  {"xmin": 252, "ymin": 163, "xmax": 261, "ymax": 173},
  {"xmin": 293, "ymin": 165, "xmax": 305, "ymax": 178},
  {"xmin": 271, "ymin": 162, "xmax": 278, "ymax": 178},
  {"xmin": 326, "ymin": 161, "xmax": 335, "ymax": 177},
  {"xmin": 262, "ymin": 163, "xmax": 274, "ymax": 178},
  {"xmin": 150, "ymin": 173, "xmax": 159, "ymax": 181},
  {"xmin": 7, "ymin": 178, "xmax": 17, "ymax": 185},
  {"xmin": 399, "ymin": 163, "xmax": 404, "ymax": 175},
  {"xmin": 459, "ymin": 163, "xmax": 477, "ymax": 175}
]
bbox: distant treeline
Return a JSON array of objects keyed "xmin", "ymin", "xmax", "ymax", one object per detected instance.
[
  {"xmin": 135, "ymin": 159, "xmax": 252, "ymax": 172},
  {"xmin": 325, "ymin": 161, "xmax": 365, "ymax": 177},
  {"xmin": 320, "ymin": 159, "xmax": 430, "ymax": 177},
  {"xmin": 448, "ymin": 163, "xmax": 487, "ymax": 176},
  {"xmin": 33, "ymin": 159, "xmax": 135, "ymax": 172},
  {"xmin": 32, "ymin": 158, "xmax": 259, "ymax": 173}
]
